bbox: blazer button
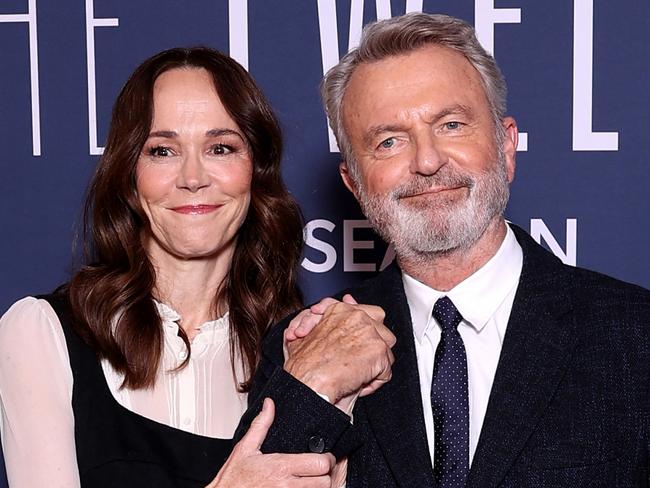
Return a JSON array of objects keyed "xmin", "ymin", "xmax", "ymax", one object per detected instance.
[{"xmin": 308, "ymin": 435, "xmax": 325, "ymax": 453}]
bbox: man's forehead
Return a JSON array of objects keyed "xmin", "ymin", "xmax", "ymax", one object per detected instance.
[
  {"xmin": 341, "ymin": 45, "xmax": 487, "ymax": 130},
  {"xmin": 350, "ymin": 45, "xmax": 477, "ymax": 87}
]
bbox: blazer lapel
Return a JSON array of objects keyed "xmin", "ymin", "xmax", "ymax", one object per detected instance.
[
  {"xmin": 467, "ymin": 226, "xmax": 578, "ymax": 488},
  {"xmin": 353, "ymin": 263, "xmax": 436, "ymax": 487}
]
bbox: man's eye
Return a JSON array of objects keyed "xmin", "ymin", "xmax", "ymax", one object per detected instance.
[
  {"xmin": 211, "ymin": 144, "xmax": 233, "ymax": 155},
  {"xmin": 445, "ymin": 121, "xmax": 462, "ymax": 130},
  {"xmin": 379, "ymin": 138, "xmax": 396, "ymax": 149},
  {"xmin": 148, "ymin": 146, "xmax": 172, "ymax": 157}
]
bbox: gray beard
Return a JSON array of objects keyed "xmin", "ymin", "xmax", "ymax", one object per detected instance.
[{"xmin": 356, "ymin": 152, "xmax": 510, "ymax": 262}]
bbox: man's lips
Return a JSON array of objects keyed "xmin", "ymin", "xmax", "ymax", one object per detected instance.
[
  {"xmin": 398, "ymin": 186, "xmax": 465, "ymax": 199},
  {"xmin": 169, "ymin": 204, "xmax": 222, "ymax": 215}
]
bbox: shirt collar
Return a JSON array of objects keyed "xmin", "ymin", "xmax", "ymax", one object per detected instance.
[
  {"xmin": 403, "ymin": 223, "xmax": 523, "ymax": 342},
  {"xmin": 153, "ymin": 299, "xmax": 229, "ymax": 334}
]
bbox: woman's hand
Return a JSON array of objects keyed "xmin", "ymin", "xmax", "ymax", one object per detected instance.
[
  {"xmin": 330, "ymin": 457, "xmax": 348, "ymax": 488},
  {"xmin": 207, "ymin": 398, "xmax": 335, "ymax": 487}
]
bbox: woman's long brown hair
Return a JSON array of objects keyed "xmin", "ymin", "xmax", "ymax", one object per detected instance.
[{"xmin": 68, "ymin": 47, "xmax": 303, "ymax": 390}]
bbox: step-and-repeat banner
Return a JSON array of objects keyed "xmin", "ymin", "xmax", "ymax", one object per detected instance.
[{"xmin": 1, "ymin": 0, "xmax": 649, "ymax": 483}]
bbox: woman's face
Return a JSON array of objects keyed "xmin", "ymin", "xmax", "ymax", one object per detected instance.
[{"xmin": 136, "ymin": 67, "xmax": 253, "ymax": 262}]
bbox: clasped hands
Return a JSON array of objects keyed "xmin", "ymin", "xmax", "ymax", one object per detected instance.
[
  {"xmin": 282, "ymin": 295, "xmax": 396, "ymax": 487},
  {"xmin": 283, "ymin": 294, "xmax": 396, "ymax": 415},
  {"xmin": 208, "ymin": 296, "xmax": 395, "ymax": 488}
]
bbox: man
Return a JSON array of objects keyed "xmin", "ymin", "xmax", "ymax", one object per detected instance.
[{"xmin": 238, "ymin": 12, "xmax": 650, "ymax": 487}]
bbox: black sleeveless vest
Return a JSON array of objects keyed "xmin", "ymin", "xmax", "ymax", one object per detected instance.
[{"xmin": 40, "ymin": 293, "xmax": 232, "ymax": 487}]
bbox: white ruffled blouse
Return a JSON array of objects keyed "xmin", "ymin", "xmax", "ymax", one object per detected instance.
[{"xmin": 0, "ymin": 297, "xmax": 247, "ymax": 488}]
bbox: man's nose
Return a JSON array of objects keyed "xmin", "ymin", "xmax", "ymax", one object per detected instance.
[
  {"xmin": 177, "ymin": 152, "xmax": 211, "ymax": 192},
  {"xmin": 410, "ymin": 131, "xmax": 445, "ymax": 175}
]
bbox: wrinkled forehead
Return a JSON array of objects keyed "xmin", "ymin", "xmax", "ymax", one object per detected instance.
[{"xmin": 341, "ymin": 45, "xmax": 490, "ymax": 135}]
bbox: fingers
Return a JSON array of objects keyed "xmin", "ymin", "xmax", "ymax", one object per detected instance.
[
  {"xmin": 286, "ymin": 297, "xmax": 345, "ymax": 342},
  {"xmin": 359, "ymin": 347, "xmax": 395, "ymax": 397},
  {"xmin": 292, "ymin": 476, "xmax": 332, "ymax": 488},
  {"xmin": 355, "ymin": 304, "xmax": 386, "ymax": 322},
  {"xmin": 293, "ymin": 312, "xmax": 325, "ymax": 339},
  {"xmin": 374, "ymin": 323, "xmax": 396, "ymax": 348},
  {"xmin": 285, "ymin": 309, "xmax": 312, "ymax": 342},
  {"xmin": 212, "ymin": 402, "xmax": 334, "ymax": 488},
  {"xmin": 309, "ymin": 297, "xmax": 340, "ymax": 314},
  {"xmin": 210, "ymin": 451, "xmax": 333, "ymax": 488},
  {"xmin": 287, "ymin": 453, "xmax": 335, "ymax": 477},
  {"xmin": 359, "ymin": 373, "xmax": 393, "ymax": 396},
  {"xmin": 289, "ymin": 296, "xmax": 369, "ymax": 342},
  {"xmin": 327, "ymin": 298, "xmax": 386, "ymax": 324},
  {"xmin": 237, "ymin": 398, "xmax": 275, "ymax": 452},
  {"xmin": 359, "ymin": 374, "xmax": 393, "ymax": 397},
  {"xmin": 330, "ymin": 457, "xmax": 348, "ymax": 488},
  {"xmin": 285, "ymin": 298, "xmax": 395, "ymax": 404},
  {"xmin": 340, "ymin": 302, "xmax": 393, "ymax": 347},
  {"xmin": 319, "ymin": 300, "xmax": 394, "ymax": 351}
]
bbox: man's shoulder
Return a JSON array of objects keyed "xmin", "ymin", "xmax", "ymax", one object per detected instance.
[
  {"xmin": 513, "ymin": 222, "xmax": 650, "ymax": 306},
  {"xmin": 521, "ymin": 240, "xmax": 650, "ymax": 320},
  {"xmin": 561, "ymin": 263, "xmax": 650, "ymax": 307}
]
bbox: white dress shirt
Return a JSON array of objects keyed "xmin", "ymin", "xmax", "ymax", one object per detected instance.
[
  {"xmin": 0, "ymin": 298, "xmax": 246, "ymax": 488},
  {"xmin": 402, "ymin": 224, "xmax": 523, "ymax": 467}
]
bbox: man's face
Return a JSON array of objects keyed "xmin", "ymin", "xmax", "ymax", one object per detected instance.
[{"xmin": 340, "ymin": 45, "xmax": 517, "ymax": 258}]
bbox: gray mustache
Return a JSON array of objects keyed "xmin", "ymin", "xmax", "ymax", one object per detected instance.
[{"xmin": 392, "ymin": 172, "xmax": 474, "ymax": 199}]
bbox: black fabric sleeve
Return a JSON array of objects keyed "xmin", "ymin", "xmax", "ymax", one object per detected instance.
[{"xmin": 234, "ymin": 312, "xmax": 362, "ymax": 459}]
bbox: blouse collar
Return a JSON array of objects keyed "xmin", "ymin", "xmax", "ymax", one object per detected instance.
[{"xmin": 153, "ymin": 299, "xmax": 229, "ymax": 335}]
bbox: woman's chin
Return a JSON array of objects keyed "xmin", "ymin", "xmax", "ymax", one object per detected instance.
[{"xmin": 165, "ymin": 243, "xmax": 235, "ymax": 262}]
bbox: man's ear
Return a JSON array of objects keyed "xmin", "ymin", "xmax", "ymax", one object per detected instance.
[
  {"xmin": 501, "ymin": 116, "xmax": 518, "ymax": 183},
  {"xmin": 339, "ymin": 161, "xmax": 359, "ymax": 199}
]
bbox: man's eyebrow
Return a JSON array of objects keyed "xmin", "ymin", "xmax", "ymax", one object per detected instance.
[
  {"xmin": 363, "ymin": 104, "xmax": 475, "ymax": 146},
  {"xmin": 431, "ymin": 104, "xmax": 474, "ymax": 122},
  {"xmin": 363, "ymin": 124, "xmax": 409, "ymax": 147}
]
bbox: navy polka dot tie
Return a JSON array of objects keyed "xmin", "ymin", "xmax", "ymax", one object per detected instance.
[{"xmin": 431, "ymin": 296, "xmax": 469, "ymax": 488}]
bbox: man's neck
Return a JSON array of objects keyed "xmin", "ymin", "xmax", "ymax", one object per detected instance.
[{"xmin": 397, "ymin": 218, "xmax": 507, "ymax": 292}]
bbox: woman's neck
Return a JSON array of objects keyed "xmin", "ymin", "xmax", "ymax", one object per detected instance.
[{"xmin": 147, "ymin": 244, "xmax": 234, "ymax": 339}]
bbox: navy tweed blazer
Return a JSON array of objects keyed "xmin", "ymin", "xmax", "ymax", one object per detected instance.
[{"xmin": 237, "ymin": 225, "xmax": 650, "ymax": 488}]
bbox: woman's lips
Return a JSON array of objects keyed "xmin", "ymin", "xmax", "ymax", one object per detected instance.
[{"xmin": 170, "ymin": 204, "xmax": 222, "ymax": 215}]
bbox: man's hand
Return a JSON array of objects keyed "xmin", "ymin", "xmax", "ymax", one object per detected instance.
[
  {"xmin": 284, "ymin": 301, "xmax": 396, "ymax": 411},
  {"xmin": 285, "ymin": 294, "xmax": 385, "ymax": 343}
]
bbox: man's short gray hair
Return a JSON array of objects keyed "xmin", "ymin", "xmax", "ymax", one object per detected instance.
[{"xmin": 321, "ymin": 12, "xmax": 507, "ymax": 175}]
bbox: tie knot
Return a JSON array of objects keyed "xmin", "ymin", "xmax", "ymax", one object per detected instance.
[{"xmin": 432, "ymin": 296, "xmax": 463, "ymax": 332}]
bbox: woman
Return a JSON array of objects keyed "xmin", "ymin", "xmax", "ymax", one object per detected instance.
[{"xmin": 0, "ymin": 47, "xmax": 334, "ymax": 487}]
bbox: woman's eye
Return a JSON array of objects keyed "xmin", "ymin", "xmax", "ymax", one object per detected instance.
[
  {"xmin": 148, "ymin": 146, "xmax": 172, "ymax": 157},
  {"xmin": 379, "ymin": 138, "xmax": 396, "ymax": 149},
  {"xmin": 211, "ymin": 144, "xmax": 233, "ymax": 155}
]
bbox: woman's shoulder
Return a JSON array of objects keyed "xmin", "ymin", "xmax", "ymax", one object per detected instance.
[
  {"xmin": 0, "ymin": 295, "xmax": 73, "ymax": 394},
  {"xmin": 0, "ymin": 295, "xmax": 65, "ymax": 348},
  {"xmin": 1, "ymin": 295, "xmax": 61, "ymax": 322}
]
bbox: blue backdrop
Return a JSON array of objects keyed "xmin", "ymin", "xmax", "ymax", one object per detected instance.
[{"xmin": 1, "ymin": 0, "xmax": 649, "ymax": 485}]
